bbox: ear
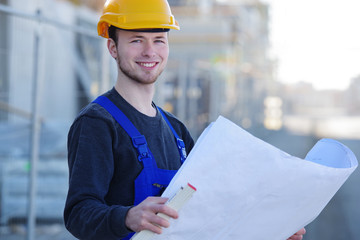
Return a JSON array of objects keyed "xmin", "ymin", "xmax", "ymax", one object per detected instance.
[{"xmin": 107, "ymin": 38, "xmax": 118, "ymax": 59}]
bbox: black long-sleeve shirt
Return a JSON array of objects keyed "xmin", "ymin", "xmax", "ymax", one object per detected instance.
[{"xmin": 64, "ymin": 88, "xmax": 194, "ymax": 240}]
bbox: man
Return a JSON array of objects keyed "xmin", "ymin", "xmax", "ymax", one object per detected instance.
[
  {"xmin": 64, "ymin": 0, "xmax": 193, "ymax": 239},
  {"xmin": 64, "ymin": 0, "xmax": 305, "ymax": 239}
]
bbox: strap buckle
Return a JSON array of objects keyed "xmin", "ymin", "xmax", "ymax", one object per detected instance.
[
  {"xmin": 132, "ymin": 135, "xmax": 150, "ymax": 162},
  {"xmin": 176, "ymin": 138, "xmax": 187, "ymax": 162}
]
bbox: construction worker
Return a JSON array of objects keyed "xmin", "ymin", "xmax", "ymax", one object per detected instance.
[
  {"xmin": 64, "ymin": 0, "xmax": 305, "ymax": 239},
  {"xmin": 64, "ymin": 0, "xmax": 193, "ymax": 239}
]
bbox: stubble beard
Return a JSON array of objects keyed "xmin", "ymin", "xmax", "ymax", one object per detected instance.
[{"xmin": 116, "ymin": 56, "xmax": 164, "ymax": 85}]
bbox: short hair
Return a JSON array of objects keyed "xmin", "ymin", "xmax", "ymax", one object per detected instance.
[{"xmin": 108, "ymin": 25, "xmax": 118, "ymax": 44}]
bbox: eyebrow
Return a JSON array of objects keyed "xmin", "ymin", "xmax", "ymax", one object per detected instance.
[{"xmin": 131, "ymin": 34, "xmax": 167, "ymax": 40}]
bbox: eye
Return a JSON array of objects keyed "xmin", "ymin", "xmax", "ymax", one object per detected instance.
[
  {"xmin": 130, "ymin": 39, "xmax": 142, "ymax": 43},
  {"xmin": 154, "ymin": 39, "xmax": 166, "ymax": 44}
]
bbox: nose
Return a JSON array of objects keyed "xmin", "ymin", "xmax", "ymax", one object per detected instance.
[{"xmin": 142, "ymin": 42, "xmax": 156, "ymax": 58}]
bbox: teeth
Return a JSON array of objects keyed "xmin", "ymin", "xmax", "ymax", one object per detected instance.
[{"xmin": 140, "ymin": 62, "xmax": 156, "ymax": 67}]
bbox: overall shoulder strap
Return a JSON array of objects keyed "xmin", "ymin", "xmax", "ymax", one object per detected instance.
[
  {"xmin": 157, "ymin": 107, "xmax": 187, "ymax": 163},
  {"xmin": 93, "ymin": 96, "xmax": 151, "ymax": 162}
]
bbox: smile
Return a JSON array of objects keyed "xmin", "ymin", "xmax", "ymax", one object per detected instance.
[{"xmin": 138, "ymin": 62, "xmax": 157, "ymax": 68}]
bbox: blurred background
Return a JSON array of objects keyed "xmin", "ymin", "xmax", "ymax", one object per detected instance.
[{"xmin": 0, "ymin": 0, "xmax": 359, "ymax": 239}]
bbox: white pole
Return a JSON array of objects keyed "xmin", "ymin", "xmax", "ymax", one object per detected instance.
[{"xmin": 26, "ymin": 7, "xmax": 43, "ymax": 240}]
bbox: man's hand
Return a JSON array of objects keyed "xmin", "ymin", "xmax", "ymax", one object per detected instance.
[
  {"xmin": 125, "ymin": 197, "xmax": 178, "ymax": 234},
  {"xmin": 287, "ymin": 228, "xmax": 306, "ymax": 240}
]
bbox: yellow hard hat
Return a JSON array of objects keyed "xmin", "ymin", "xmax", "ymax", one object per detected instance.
[{"xmin": 97, "ymin": 0, "xmax": 180, "ymax": 38}]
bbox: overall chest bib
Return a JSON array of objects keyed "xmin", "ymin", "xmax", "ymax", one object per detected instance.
[{"xmin": 93, "ymin": 96, "xmax": 187, "ymax": 240}]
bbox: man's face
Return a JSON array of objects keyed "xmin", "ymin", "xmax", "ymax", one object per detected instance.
[{"xmin": 113, "ymin": 29, "xmax": 169, "ymax": 85}]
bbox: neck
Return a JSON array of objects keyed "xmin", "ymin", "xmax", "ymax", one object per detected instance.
[{"xmin": 114, "ymin": 79, "xmax": 156, "ymax": 117}]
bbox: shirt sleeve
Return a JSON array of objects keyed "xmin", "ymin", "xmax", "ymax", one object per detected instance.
[{"xmin": 64, "ymin": 115, "xmax": 132, "ymax": 240}]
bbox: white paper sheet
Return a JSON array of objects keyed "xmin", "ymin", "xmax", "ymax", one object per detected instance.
[{"xmin": 153, "ymin": 116, "xmax": 358, "ymax": 240}]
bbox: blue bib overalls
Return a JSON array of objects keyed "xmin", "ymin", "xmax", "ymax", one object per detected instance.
[{"xmin": 93, "ymin": 96, "xmax": 187, "ymax": 240}]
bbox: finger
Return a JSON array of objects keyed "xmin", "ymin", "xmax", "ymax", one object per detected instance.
[
  {"xmin": 140, "ymin": 219, "xmax": 163, "ymax": 234},
  {"xmin": 150, "ymin": 214, "xmax": 172, "ymax": 228},
  {"xmin": 145, "ymin": 196, "xmax": 169, "ymax": 205},
  {"xmin": 296, "ymin": 228, "xmax": 306, "ymax": 235},
  {"xmin": 287, "ymin": 231, "xmax": 305, "ymax": 240},
  {"xmin": 287, "ymin": 235, "xmax": 303, "ymax": 240},
  {"xmin": 288, "ymin": 227, "xmax": 306, "ymax": 239},
  {"xmin": 154, "ymin": 204, "xmax": 179, "ymax": 219},
  {"xmin": 140, "ymin": 197, "xmax": 169, "ymax": 213}
]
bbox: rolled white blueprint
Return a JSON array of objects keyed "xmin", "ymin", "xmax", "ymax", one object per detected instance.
[{"xmin": 153, "ymin": 116, "xmax": 358, "ymax": 240}]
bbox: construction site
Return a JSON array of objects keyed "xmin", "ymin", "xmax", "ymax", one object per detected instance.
[{"xmin": 0, "ymin": 0, "xmax": 359, "ymax": 239}]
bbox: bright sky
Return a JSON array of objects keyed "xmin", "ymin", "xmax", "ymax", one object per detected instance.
[{"xmin": 264, "ymin": 0, "xmax": 360, "ymax": 90}]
